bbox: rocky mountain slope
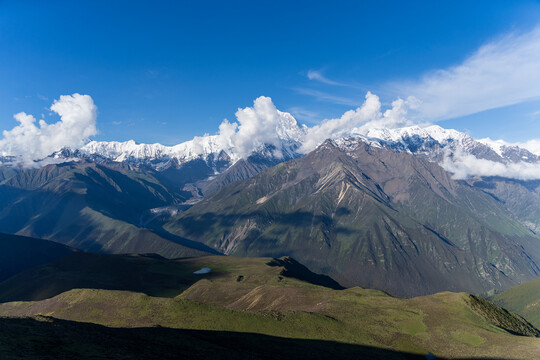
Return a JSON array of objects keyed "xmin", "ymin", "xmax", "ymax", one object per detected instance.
[
  {"xmin": 0, "ymin": 161, "xmax": 217, "ymax": 257},
  {"xmin": 163, "ymin": 138, "xmax": 540, "ymax": 297},
  {"xmin": 41, "ymin": 124, "xmax": 540, "ymax": 232},
  {"xmin": 0, "ymin": 122, "xmax": 539, "ymax": 297}
]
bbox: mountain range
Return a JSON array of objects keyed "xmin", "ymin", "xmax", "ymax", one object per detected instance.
[{"xmin": 1, "ymin": 119, "xmax": 539, "ymax": 297}]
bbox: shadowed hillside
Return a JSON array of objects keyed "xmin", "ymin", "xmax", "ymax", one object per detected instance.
[
  {"xmin": 0, "ymin": 233, "xmax": 75, "ymax": 282},
  {"xmin": 0, "ymin": 253, "xmax": 338, "ymax": 302},
  {"xmin": 0, "ymin": 161, "xmax": 218, "ymax": 258},
  {"xmin": 0, "ymin": 316, "xmax": 430, "ymax": 360}
]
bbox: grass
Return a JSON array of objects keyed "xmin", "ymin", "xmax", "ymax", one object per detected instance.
[
  {"xmin": 0, "ymin": 316, "xmax": 429, "ymax": 360},
  {"xmin": 450, "ymin": 330, "xmax": 485, "ymax": 346},
  {"xmin": 491, "ymin": 276, "xmax": 540, "ymax": 329},
  {"xmin": 1, "ymin": 254, "xmax": 540, "ymax": 358}
]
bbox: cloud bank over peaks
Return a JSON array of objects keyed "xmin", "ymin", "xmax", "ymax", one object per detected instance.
[
  {"xmin": 519, "ymin": 139, "xmax": 540, "ymax": 156},
  {"xmin": 2, "ymin": 92, "xmax": 539, "ymax": 181},
  {"xmin": 299, "ymin": 92, "xmax": 418, "ymax": 153},
  {"xmin": 214, "ymin": 94, "xmax": 540, "ymax": 180},
  {"xmin": 0, "ymin": 94, "xmax": 97, "ymax": 165},
  {"xmin": 441, "ymin": 148, "xmax": 540, "ymax": 181}
]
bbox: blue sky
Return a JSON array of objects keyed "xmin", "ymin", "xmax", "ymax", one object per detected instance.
[{"xmin": 1, "ymin": 0, "xmax": 540, "ymax": 145}]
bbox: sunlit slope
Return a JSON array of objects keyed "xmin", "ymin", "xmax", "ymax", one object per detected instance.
[{"xmin": 0, "ymin": 253, "xmax": 539, "ymax": 359}]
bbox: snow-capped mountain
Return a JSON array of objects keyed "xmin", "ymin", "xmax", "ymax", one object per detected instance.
[
  {"xmin": 53, "ymin": 123, "xmax": 536, "ymax": 169},
  {"xmin": 342, "ymin": 125, "xmax": 539, "ymax": 165},
  {"xmin": 13, "ymin": 113, "xmax": 537, "ymax": 185},
  {"xmin": 53, "ymin": 109, "xmax": 307, "ymax": 170}
]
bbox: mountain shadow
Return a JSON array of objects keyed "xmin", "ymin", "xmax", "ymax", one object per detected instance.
[{"xmin": 0, "ymin": 316, "xmax": 464, "ymax": 360}]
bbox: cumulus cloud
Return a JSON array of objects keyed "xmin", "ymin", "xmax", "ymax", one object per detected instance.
[
  {"xmin": 215, "ymin": 96, "xmax": 293, "ymax": 159},
  {"xmin": 441, "ymin": 150, "xmax": 540, "ymax": 181},
  {"xmin": 299, "ymin": 92, "xmax": 417, "ymax": 153},
  {"xmin": 216, "ymin": 94, "xmax": 540, "ymax": 180},
  {"xmin": 0, "ymin": 93, "xmax": 97, "ymax": 164},
  {"xmin": 396, "ymin": 26, "xmax": 540, "ymax": 120}
]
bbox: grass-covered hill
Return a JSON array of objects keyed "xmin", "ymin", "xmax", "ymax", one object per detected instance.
[
  {"xmin": 0, "ymin": 252, "xmax": 341, "ymax": 303},
  {"xmin": 491, "ymin": 276, "xmax": 540, "ymax": 328},
  {"xmin": 0, "ymin": 253, "xmax": 540, "ymax": 359}
]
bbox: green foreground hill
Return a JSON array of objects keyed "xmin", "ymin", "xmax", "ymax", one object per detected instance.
[
  {"xmin": 491, "ymin": 276, "xmax": 540, "ymax": 329},
  {"xmin": 0, "ymin": 253, "xmax": 540, "ymax": 359}
]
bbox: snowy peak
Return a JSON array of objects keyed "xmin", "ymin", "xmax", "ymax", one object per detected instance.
[
  {"xmin": 80, "ymin": 135, "xmax": 228, "ymax": 164},
  {"xmin": 331, "ymin": 124, "xmax": 540, "ymax": 170},
  {"xmin": 364, "ymin": 125, "xmax": 468, "ymax": 144},
  {"xmin": 33, "ymin": 109, "xmax": 540, "ymax": 183},
  {"xmin": 65, "ymin": 121, "xmax": 538, "ymax": 172},
  {"xmin": 276, "ymin": 110, "xmax": 308, "ymax": 143},
  {"xmin": 74, "ymin": 110, "xmax": 306, "ymax": 169}
]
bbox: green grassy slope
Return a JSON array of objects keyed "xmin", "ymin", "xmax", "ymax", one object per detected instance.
[
  {"xmin": 491, "ymin": 276, "xmax": 540, "ymax": 328},
  {"xmin": 0, "ymin": 254, "xmax": 539, "ymax": 359}
]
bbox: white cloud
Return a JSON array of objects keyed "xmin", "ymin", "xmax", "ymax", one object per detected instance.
[
  {"xmin": 299, "ymin": 92, "xmax": 416, "ymax": 153},
  {"xmin": 215, "ymin": 96, "xmax": 293, "ymax": 159},
  {"xmin": 519, "ymin": 139, "xmax": 540, "ymax": 156},
  {"xmin": 441, "ymin": 149, "xmax": 540, "ymax": 181},
  {"xmin": 307, "ymin": 69, "xmax": 346, "ymax": 86},
  {"xmin": 0, "ymin": 93, "xmax": 97, "ymax": 164},
  {"xmin": 395, "ymin": 26, "xmax": 540, "ymax": 121},
  {"xmin": 225, "ymin": 95, "xmax": 540, "ymax": 180},
  {"xmin": 3, "ymin": 92, "xmax": 537, "ymax": 181},
  {"xmin": 479, "ymin": 137, "xmax": 540, "ymax": 156}
]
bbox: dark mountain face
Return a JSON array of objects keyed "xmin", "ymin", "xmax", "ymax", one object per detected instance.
[
  {"xmin": 0, "ymin": 233, "xmax": 75, "ymax": 282},
  {"xmin": 0, "ymin": 145, "xmax": 299, "ymax": 257},
  {"xmin": 164, "ymin": 139, "xmax": 540, "ymax": 297},
  {"xmin": 0, "ymin": 161, "xmax": 217, "ymax": 257}
]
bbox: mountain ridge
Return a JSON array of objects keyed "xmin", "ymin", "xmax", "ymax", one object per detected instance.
[{"xmin": 162, "ymin": 138, "xmax": 540, "ymax": 297}]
